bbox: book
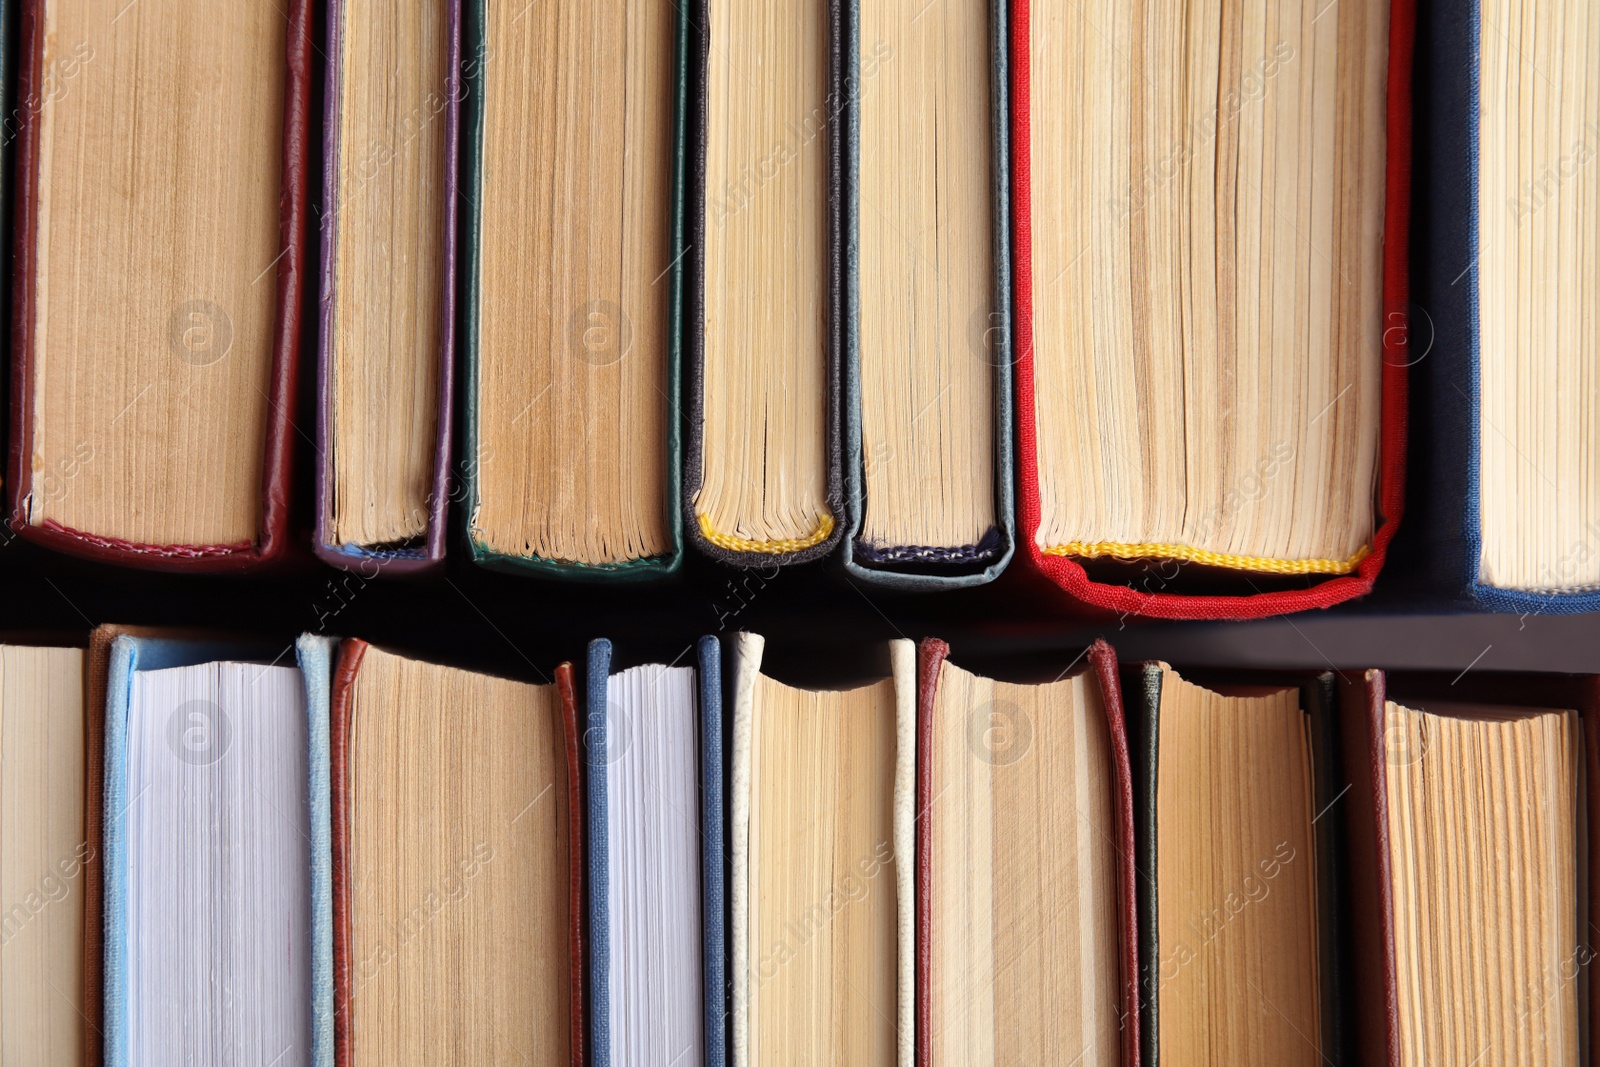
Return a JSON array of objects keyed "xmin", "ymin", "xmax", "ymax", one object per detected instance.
[
  {"xmin": 685, "ymin": 2, "xmax": 846, "ymax": 568},
  {"xmin": 916, "ymin": 639, "xmax": 1137, "ymax": 1067},
  {"xmin": 586, "ymin": 636, "xmax": 723, "ymax": 1067},
  {"xmin": 82, "ymin": 623, "xmax": 220, "ymax": 1067},
  {"xmin": 726, "ymin": 633, "xmax": 911, "ymax": 1065},
  {"xmin": 317, "ymin": 0, "xmax": 458, "ymax": 572},
  {"xmin": 1408, "ymin": 0, "xmax": 1600, "ymax": 612},
  {"xmin": 0, "ymin": 643, "xmax": 89, "ymax": 1063},
  {"xmin": 1128, "ymin": 664, "xmax": 1344, "ymax": 1066},
  {"xmin": 330, "ymin": 640, "xmax": 585, "ymax": 1065},
  {"xmin": 1339, "ymin": 669, "xmax": 1596, "ymax": 1065},
  {"xmin": 461, "ymin": 0, "xmax": 685, "ymax": 579},
  {"xmin": 8, "ymin": 0, "xmax": 312, "ymax": 571},
  {"xmin": 840, "ymin": 0, "xmax": 1014, "ymax": 588},
  {"xmin": 1010, "ymin": 0, "xmax": 1415, "ymax": 618},
  {"xmin": 100, "ymin": 634, "xmax": 332, "ymax": 1066}
]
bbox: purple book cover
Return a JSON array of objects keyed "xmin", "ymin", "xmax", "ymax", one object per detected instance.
[{"xmin": 315, "ymin": 0, "xmax": 460, "ymax": 574}]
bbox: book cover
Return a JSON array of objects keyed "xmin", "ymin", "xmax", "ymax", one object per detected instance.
[
  {"xmin": 726, "ymin": 632, "xmax": 912, "ymax": 1064},
  {"xmin": 916, "ymin": 638, "xmax": 1140, "ymax": 1067},
  {"xmin": 682, "ymin": 2, "xmax": 847, "ymax": 569},
  {"xmin": 1401, "ymin": 1, "xmax": 1600, "ymax": 614},
  {"xmin": 314, "ymin": 0, "xmax": 459, "ymax": 574},
  {"xmin": 458, "ymin": 0, "xmax": 686, "ymax": 581},
  {"xmin": 99, "ymin": 633, "xmax": 307, "ymax": 1066},
  {"xmin": 586, "ymin": 636, "xmax": 725, "ymax": 1067},
  {"xmin": 839, "ymin": 0, "xmax": 1015, "ymax": 590},
  {"xmin": 7, "ymin": 0, "xmax": 312, "ymax": 572},
  {"xmin": 1126, "ymin": 665, "xmax": 1347, "ymax": 1067},
  {"xmin": 1339, "ymin": 669, "xmax": 1600, "ymax": 1064},
  {"xmin": 1007, "ymin": 0, "xmax": 1416, "ymax": 619},
  {"xmin": 330, "ymin": 639, "xmax": 587, "ymax": 1065}
]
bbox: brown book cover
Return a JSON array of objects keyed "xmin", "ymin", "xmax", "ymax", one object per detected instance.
[
  {"xmin": 1339, "ymin": 669, "xmax": 1600, "ymax": 1066},
  {"xmin": 915, "ymin": 637, "xmax": 1140, "ymax": 1067}
]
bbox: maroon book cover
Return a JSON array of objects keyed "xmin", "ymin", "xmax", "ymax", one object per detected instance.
[
  {"xmin": 1339, "ymin": 669, "xmax": 1600, "ymax": 1066},
  {"xmin": 7, "ymin": 0, "xmax": 312, "ymax": 572}
]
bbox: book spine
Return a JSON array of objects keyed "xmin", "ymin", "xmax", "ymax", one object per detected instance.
[
  {"xmin": 1335, "ymin": 670, "xmax": 1399, "ymax": 1067},
  {"xmin": 913, "ymin": 639, "xmax": 949, "ymax": 1067},
  {"xmin": 1087, "ymin": 640, "xmax": 1142, "ymax": 1067},
  {"xmin": 698, "ymin": 635, "xmax": 728, "ymax": 1067},
  {"xmin": 584, "ymin": 640, "xmax": 613, "ymax": 1067},
  {"xmin": 329, "ymin": 638, "xmax": 369, "ymax": 1067},
  {"xmin": 295, "ymin": 635, "xmax": 339, "ymax": 1067},
  {"xmin": 555, "ymin": 662, "xmax": 588, "ymax": 1067}
]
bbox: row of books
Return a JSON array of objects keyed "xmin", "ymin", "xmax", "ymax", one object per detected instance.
[
  {"xmin": 0, "ymin": 626, "xmax": 1587, "ymax": 1065},
  {"xmin": 8, "ymin": 0, "xmax": 1599, "ymax": 620}
]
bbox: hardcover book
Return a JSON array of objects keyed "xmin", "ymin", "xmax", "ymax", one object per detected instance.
[
  {"xmin": 316, "ymin": 1, "xmax": 459, "ymax": 572},
  {"xmin": 1009, "ymin": 0, "xmax": 1415, "ymax": 618},
  {"xmin": 330, "ymin": 640, "xmax": 586, "ymax": 1066},
  {"xmin": 0, "ymin": 641, "xmax": 89, "ymax": 1063},
  {"xmin": 100, "ymin": 633, "xmax": 331, "ymax": 1066},
  {"xmin": 1407, "ymin": 0, "xmax": 1600, "ymax": 612},
  {"xmin": 460, "ymin": 0, "xmax": 686, "ymax": 579},
  {"xmin": 82, "ymin": 622, "xmax": 217, "ymax": 1066},
  {"xmin": 8, "ymin": 0, "xmax": 312, "ymax": 571},
  {"xmin": 684, "ymin": 2, "xmax": 846, "ymax": 568},
  {"xmin": 726, "ymin": 633, "xmax": 911, "ymax": 1065},
  {"xmin": 840, "ymin": 0, "xmax": 1015, "ymax": 588},
  {"xmin": 587, "ymin": 636, "xmax": 724, "ymax": 1067},
  {"xmin": 916, "ymin": 639, "xmax": 1138, "ymax": 1067},
  {"xmin": 1339, "ymin": 669, "xmax": 1596, "ymax": 1065},
  {"xmin": 1126, "ymin": 664, "xmax": 1345, "ymax": 1066}
]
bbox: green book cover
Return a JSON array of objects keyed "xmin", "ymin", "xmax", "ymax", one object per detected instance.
[{"xmin": 459, "ymin": 0, "xmax": 685, "ymax": 581}]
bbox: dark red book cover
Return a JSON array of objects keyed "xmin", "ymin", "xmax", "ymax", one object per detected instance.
[
  {"xmin": 1338, "ymin": 669, "xmax": 1600, "ymax": 1066},
  {"xmin": 7, "ymin": 0, "xmax": 311, "ymax": 572},
  {"xmin": 916, "ymin": 638, "xmax": 1140, "ymax": 1067},
  {"xmin": 1008, "ymin": 0, "xmax": 1415, "ymax": 619}
]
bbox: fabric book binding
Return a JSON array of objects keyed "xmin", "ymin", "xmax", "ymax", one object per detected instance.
[
  {"xmin": 839, "ymin": 0, "xmax": 1016, "ymax": 590},
  {"xmin": 7, "ymin": 0, "xmax": 312, "ymax": 572},
  {"xmin": 586, "ymin": 635, "xmax": 725, "ymax": 1067},
  {"xmin": 1007, "ymin": 0, "xmax": 1417, "ymax": 619},
  {"xmin": 314, "ymin": 0, "xmax": 460, "ymax": 574},
  {"xmin": 458, "ymin": 0, "xmax": 687, "ymax": 581}
]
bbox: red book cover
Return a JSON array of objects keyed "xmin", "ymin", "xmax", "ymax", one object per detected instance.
[
  {"xmin": 1009, "ymin": 0, "xmax": 1415, "ymax": 619},
  {"xmin": 7, "ymin": 0, "xmax": 311, "ymax": 572},
  {"xmin": 916, "ymin": 638, "xmax": 1140, "ymax": 1066}
]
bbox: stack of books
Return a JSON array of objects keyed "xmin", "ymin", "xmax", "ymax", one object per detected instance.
[
  {"xmin": 11, "ymin": 0, "xmax": 1600, "ymax": 619},
  {"xmin": 0, "ymin": 0, "xmax": 1598, "ymax": 1063},
  {"xmin": 1, "ymin": 628, "xmax": 1593, "ymax": 1065}
]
